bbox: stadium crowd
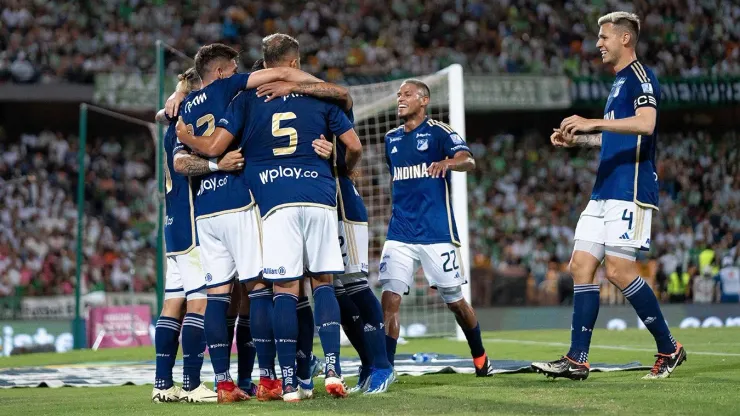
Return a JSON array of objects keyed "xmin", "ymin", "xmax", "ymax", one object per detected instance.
[
  {"xmin": 0, "ymin": 129, "xmax": 158, "ymax": 298},
  {"xmin": 1, "ymin": 126, "xmax": 737, "ymax": 305},
  {"xmin": 467, "ymin": 130, "xmax": 740, "ymax": 306},
  {"xmin": 2, "ymin": 0, "xmax": 739, "ymax": 84}
]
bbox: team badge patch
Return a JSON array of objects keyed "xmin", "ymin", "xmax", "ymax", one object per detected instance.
[
  {"xmin": 379, "ymin": 262, "xmax": 387, "ymax": 273},
  {"xmin": 450, "ymin": 133, "xmax": 464, "ymax": 145},
  {"xmin": 641, "ymin": 83, "xmax": 653, "ymax": 94},
  {"xmin": 416, "ymin": 138, "xmax": 428, "ymax": 151}
]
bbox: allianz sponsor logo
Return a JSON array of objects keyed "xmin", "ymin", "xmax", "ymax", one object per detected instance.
[
  {"xmin": 263, "ymin": 266, "xmax": 286, "ymax": 276},
  {"xmin": 197, "ymin": 176, "xmax": 229, "ymax": 196},
  {"xmin": 258, "ymin": 166, "xmax": 319, "ymax": 184},
  {"xmin": 393, "ymin": 162, "xmax": 430, "ymax": 181},
  {"xmin": 183, "ymin": 92, "xmax": 207, "ymax": 114}
]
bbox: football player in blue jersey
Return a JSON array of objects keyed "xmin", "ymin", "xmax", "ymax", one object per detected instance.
[
  {"xmin": 379, "ymin": 79, "xmax": 494, "ymax": 377},
  {"xmin": 153, "ymin": 67, "xmax": 244, "ymax": 403},
  {"xmin": 175, "ymin": 33, "xmax": 363, "ymax": 402},
  {"xmin": 255, "ymin": 54, "xmax": 395, "ymax": 395},
  {"xmin": 531, "ymin": 12, "xmax": 686, "ymax": 381},
  {"xmin": 170, "ymin": 43, "xmax": 333, "ymax": 403}
]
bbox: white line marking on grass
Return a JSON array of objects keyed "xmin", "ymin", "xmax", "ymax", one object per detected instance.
[{"xmin": 483, "ymin": 338, "xmax": 740, "ymax": 357}]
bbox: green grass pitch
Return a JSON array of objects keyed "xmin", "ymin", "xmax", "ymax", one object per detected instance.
[{"xmin": 1, "ymin": 328, "xmax": 739, "ymax": 415}]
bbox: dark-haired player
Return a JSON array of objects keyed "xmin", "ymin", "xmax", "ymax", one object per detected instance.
[{"xmin": 379, "ymin": 79, "xmax": 494, "ymax": 378}]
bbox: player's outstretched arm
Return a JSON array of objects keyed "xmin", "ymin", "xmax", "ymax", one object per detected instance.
[
  {"xmin": 245, "ymin": 67, "xmax": 322, "ymax": 89},
  {"xmin": 560, "ymin": 107, "xmax": 656, "ymax": 137},
  {"xmin": 173, "ymin": 149, "xmax": 244, "ymax": 176},
  {"xmin": 256, "ymin": 81, "xmax": 353, "ymax": 111},
  {"xmin": 427, "ymin": 151, "xmax": 475, "ymax": 178},
  {"xmin": 338, "ymin": 128, "xmax": 362, "ymax": 172},
  {"xmin": 175, "ymin": 119, "xmax": 235, "ymax": 158}
]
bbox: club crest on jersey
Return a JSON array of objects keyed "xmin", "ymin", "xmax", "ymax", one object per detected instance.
[
  {"xmin": 611, "ymin": 78, "xmax": 626, "ymax": 98},
  {"xmin": 417, "ymin": 138, "xmax": 428, "ymax": 151}
]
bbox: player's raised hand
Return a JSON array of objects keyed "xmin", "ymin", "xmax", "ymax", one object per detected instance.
[
  {"xmin": 256, "ymin": 81, "xmax": 297, "ymax": 102},
  {"xmin": 427, "ymin": 160, "xmax": 451, "ymax": 178},
  {"xmin": 561, "ymin": 115, "xmax": 597, "ymax": 136},
  {"xmin": 218, "ymin": 149, "xmax": 245, "ymax": 172},
  {"xmin": 312, "ymin": 134, "xmax": 333, "ymax": 159},
  {"xmin": 175, "ymin": 117, "xmax": 193, "ymax": 140},
  {"xmin": 165, "ymin": 90, "xmax": 187, "ymax": 118},
  {"xmin": 551, "ymin": 128, "xmax": 575, "ymax": 147}
]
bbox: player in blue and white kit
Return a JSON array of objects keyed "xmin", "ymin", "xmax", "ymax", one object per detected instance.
[
  {"xmin": 172, "ymin": 43, "xmax": 329, "ymax": 403},
  {"xmin": 531, "ymin": 12, "xmax": 686, "ymax": 381},
  {"xmin": 153, "ymin": 67, "xmax": 248, "ymax": 403},
  {"xmin": 379, "ymin": 79, "xmax": 494, "ymax": 377},
  {"xmin": 175, "ymin": 34, "xmax": 363, "ymax": 402},
  {"xmin": 255, "ymin": 62, "xmax": 394, "ymax": 394}
]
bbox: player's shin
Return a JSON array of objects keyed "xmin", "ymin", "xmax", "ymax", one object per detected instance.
[
  {"xmin": 446, "ymin": 297, "xmax": 486, "ymax": 363},
  {"xmin": 567, "ymin": 284, "xmax": 600, "ymax": 363},
  {"xmin": 181, "ymin": 301, "xmax": 206, "ymax": 391},
  {"xmin": 205, "ymin": 291, "xmax": 233, "ymax": 383},
  {"xmin": 248, "ymin": 287, "xmax": 277, "ymax": 381},
  {"xmin": 381, "ymin": 289, "xmax": 402, "ymax": 366},
  {"xmin": 154, "ymin": 313, "xmax": 182, "ymax": 391},
  {"xmin": 347, "ymin": 281, "xmax": 392, "ymax": 370},
  {"xmin": 296, "ymin": 292, "xmax": 316, "ymax": 385},
  {"xmin": 336, "ymin": 287, "xmax": 371, "ymax": 370},
  {"xmin": 312, "ymin": 283, "xmax": 343, "ymax": 376},
  {"xmin": 622, "ymin": 276, "xmax": 676, "ymax": 354},
  {"xmin": 273, "ymin": 289, "xmax": 300, "ymax": 391}
]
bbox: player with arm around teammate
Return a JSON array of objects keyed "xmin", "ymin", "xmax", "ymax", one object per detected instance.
[
  {"xmin": 175, "ymin": 34, "xmax": 362, "ymax": 402},
  {"xmin": 380, "ymin": 79, "xmax": 494, "ymax": 377},
  {"xmin": 532, "ymin": 12, "xmax": 686, "ymax": 381},
  {"xmin": 255, "ymin": 44, "xmax": 396, "ymax": 395},
  {"xmin": 153, "ymin": 67, "xmax": 242, "ymax": 403}
]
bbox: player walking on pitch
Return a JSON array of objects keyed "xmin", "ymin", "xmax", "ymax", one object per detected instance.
[
  {"xmin": 379, "ymin": 79, "xmax": 494, "ymax": 377},
  {"xmin": 531, "ymin": 12, "xmax": 686, "ymax": 380}
]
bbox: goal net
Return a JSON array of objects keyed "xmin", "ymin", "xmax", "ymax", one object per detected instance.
[{"xmin": 348, "ymin": 65, "xmax": 470, "ymax": 340}]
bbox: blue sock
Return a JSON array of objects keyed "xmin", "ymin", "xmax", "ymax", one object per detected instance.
[
  {"xmin": 296, "ymin": 296, "xmax": 315, "ymax": 383},
  {"xmin": 154, "ymin": 316, "xmax": 181, "ymax": 389},
  {"xmin": 249, "ymin": 287, "xmax": 276, "ymax": 380},
  {"xmin": 273, "ymin": 292, "xmax": 299, "ymax": 389},
  {"xmin": 336, "ymin": 288, "xmax": 371, "ymax": 369},
  {"xmin": 386, "ymin": 335, "xmax": 398, "ymax": 366},
  {"xmin": 205, "ymin": 293, "xmax": 232, "ymax": 383},
  {"xmin": 313, "ymin": 285, "xmax": 342, "ymax": 376},
  {"xmin": 462, "ymin": 322, "xmax": 486, "ymax": 360},
  {"xmin": 347, "ymin": 281, "xmax": 392, "ymax": 369},
  {"xmin": 623, "ymin": 277, "xmax": 677, "ymax": 354},
  {"xmin": 227, "ymin": 316, "xmax": 237, "ymax": 351},
  {"xmin": 567, "ymin": 284, "xmax": 600, "ymax": 363},
  {"xmin": 236, "ymin": 315, "xmax": 256, "ymax": 387},
  {"xmin": 181, "ymin": 312, "xmax": 205, "ymax": 391}
]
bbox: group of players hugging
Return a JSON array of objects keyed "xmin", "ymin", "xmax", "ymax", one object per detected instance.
[{"xmin": 152, "ymin": 11, "xmax": 686, "ymax": 405}]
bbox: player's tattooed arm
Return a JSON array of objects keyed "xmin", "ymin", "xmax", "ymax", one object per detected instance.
[
  {"xmin": 256, "ymin": 81, "xmax": 353, "ymax": 111},
  {"xmin": 246, "ymin": 67, "xmax": 322, "ymax": 89},
  {"xmin": 427, "ymin": 151, "xmax": 475, "ymax": 178},
  {"xmin": 173, "ymin": 149, "xmax": 244, "ymax": 176},
  {"xmin": 551, "ymin": 129, "xmax": 601, "ymax": 148}
]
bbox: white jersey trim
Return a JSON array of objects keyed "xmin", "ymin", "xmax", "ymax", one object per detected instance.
[
  {"xmin": 632, "ymin": 134, "xmax": 659, "ymax": 211},
  {"xmin": 165, "ymin": 176, "xmax": 197, "ymax": 256}
]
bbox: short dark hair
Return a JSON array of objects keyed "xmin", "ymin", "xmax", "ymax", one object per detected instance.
[
  {"xmin": 194, "ymin": 43, "xmax": 239, "ymax": 79},
  {"xmin": 251, "ymin": 58, "xmax": 265, "ymax": 71},
  {"xmin": 262, "ymin": 33, "xmax": 300, "ymax": 66},
  {"xmin": 401, "ymin": 79, "xmax": 431, "ymax": 99}
]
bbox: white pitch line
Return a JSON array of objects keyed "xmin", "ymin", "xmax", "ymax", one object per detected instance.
[{"xmin": 483, "ymin": 338, "xmax": 740, "ymax": 357}]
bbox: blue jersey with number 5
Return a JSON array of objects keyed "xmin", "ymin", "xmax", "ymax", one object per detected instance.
[
  {"xmin": 178, "ymin": 73, "xmax": 254, "ymax": 219},
  {"xmin": 217, "ymin": 91, "xmax": 353, "ymax": 218}
]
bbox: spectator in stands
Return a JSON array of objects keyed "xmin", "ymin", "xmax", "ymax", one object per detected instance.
[{"xmin": 2, "ymin": 0, "xmax": 738, "ymax": 84}]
